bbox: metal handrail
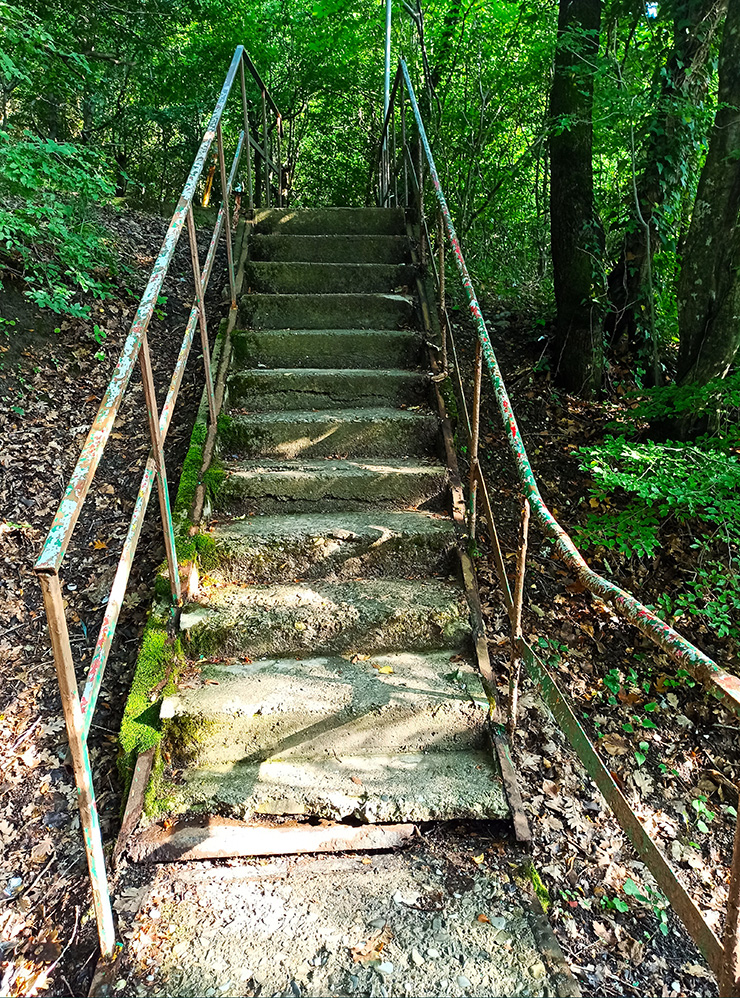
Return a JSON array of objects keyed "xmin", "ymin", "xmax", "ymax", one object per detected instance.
[
  {"xmin": 377, "ymin": 56, "xmax": 740, "ymax": 993},
  {"xmin": 33, "ymin": 46, "xmax": 285, "ymax": 959}
]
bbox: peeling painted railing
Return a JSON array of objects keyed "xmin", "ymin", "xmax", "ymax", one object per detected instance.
[
  {"xmin": 33, "ymin": 47, "xmax": 285, "ymax": 960},
  {"xmin": 376, "ymin": 57, "xmax": 740, "ymax": 996}
]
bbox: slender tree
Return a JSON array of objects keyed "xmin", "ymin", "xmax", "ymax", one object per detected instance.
[
  {"xmin": 676, "ymin": 0, "xmax": 740, "ymax": 384},
  {"xmin": 605, "ymin": 0, "xmax": 726, "ymax": 362},
  {"xmin": 549, "ymin": 0, "xmax": 603, "ymax": 396}
]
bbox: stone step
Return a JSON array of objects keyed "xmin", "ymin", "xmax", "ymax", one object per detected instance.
[
  {"xmin": 238, "ymin": 292, "xmax": 414, "ymax": 331},
  {"xmin": 160, "ymin": 650, "xmax": 486, "ymax": 769},
  {"xmin": 201, "ymin": 511, "xmax": 457, "ymax": 583},
  {"xmin": 243, "ymin": 261, "xmax": 413, "ymax": 295},
  {"xmin": 219, "ymin": 407, "xmax": 439, "ymax": 459},
  {"xmin": 248, "ymin": 235, "xmax": 409, "ymax": 265},
  {"xmin": 227, "ymin": 367, "xmax": 427, "ymax": 411},
  {"xmin": 179, "ymin": 577, "xmax": 472, "ymax": 658},
  {"xmin": 231, "ymin": 328, "xmax": 421, "ymax": 370},
  {"xmin": 251, "ymin": 207, "xmax": 406, "ymax": 236},
  {"xmin": 215, "ymin": 458, "xmax": 448, "ymax": 514},
  {"xmin": 155, "ymin": 749, "xmax": 507, "ymax": 823}
]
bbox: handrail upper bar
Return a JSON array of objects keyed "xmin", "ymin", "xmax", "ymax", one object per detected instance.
[
  {"xmin": 34, "ymin": 46, "xmax": 246, "ymax": 576},
  {"xmin": 396, "ymin": 58, "xmax": 740, "ymax": 716},
  {"xmin": 243, "ymin": 50, "xmax": 281, "ymax": 117}
]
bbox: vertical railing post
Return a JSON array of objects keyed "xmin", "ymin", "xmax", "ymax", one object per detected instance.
[
  {"xmin": 138, "ymin": 333, "xmax": 181, "ymax": 605},
  {"xmin": 507, "ymin": 495, "xmax": 530, "ymax": 735},
  {"xmin": 276, "ymin": 114, "xmax": 283, "ymax": 208},
  {"xmin": 186, "ymin": 204, "xmax": 217, "ymax": 424},
  {"xmin": 217, "ymin": 122, "xmax": 236, "ymax": 308},
  {"xmin": 417, "ymin": 137, "xmax": 425, "ymax": 267},
  {"xmin": 391, "ymin": 99, "xmax": 398, "ymax": 206},
  {"xmin": 239, "ymin": 58, "xmax": 254, "ymax": 212},
  {"xmin": 37, "ymin": 573, "xmax": 116, "ymax": 958},
  {"xmin": 721, "ymin": 796, "xmax": 740, "ymax": 997},
  {"xmin": 401, "ymin": 86, "xmax": 408, "ymax": 208},
  {"xmin": 261, "ymin": 88, "xmax": 270, "ymax": 208},
  {"xmin": 438, "ymin": 211, "xmax": 447, "ymax": 371},
  {"xmin": 468, "ymin": 337, "xmax": 483, "ymax": 538}
]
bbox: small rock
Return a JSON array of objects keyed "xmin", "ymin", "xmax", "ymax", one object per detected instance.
[
  {"xmin": 457, "ymin": 975, "xmax": 471, "ymax": 990},
  {"xmin": 367, "ymin": 917, "xmax": 387, "ymax": 929},
  {"xmin": 529, "ymin": 961, "xmax": 546, "ymax": 980},
  {"xmin": 410, "ymin": 948, "xmax": 424, "ymax": 967},
  {"xmin": 113, "ymin": 982, "xmax": 126, "ymax": 993},
  {"xmin": 489, "ymin": 916, "xmax": 507, "ymax": 931},
  {"xmin": 427, "ymin": 948, "xmax": 440, "ymax": 959},
  {"xmin": 376, "ymin": 961, "xmax": 394, "ymax": 977},
  {"xmin": 205, "ymin": 989, "xmax": 216, "ymax": 997}
]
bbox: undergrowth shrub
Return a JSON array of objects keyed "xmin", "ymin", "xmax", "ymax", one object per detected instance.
[
  {"xmin": 576, "ymin": 434, "xmax": 740, "ymax": 643},
  {"xmin": 0, "ymin": 131, "xmax": 116, "ymax": 318},
  {"xmin": 609, "ymin": 374, "xmax": 740, "ymax": 449}
]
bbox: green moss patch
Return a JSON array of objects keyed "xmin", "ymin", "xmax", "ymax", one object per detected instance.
[{"xmin": 118, "ymin": 602, "xmax": 182, "ymax": 785}]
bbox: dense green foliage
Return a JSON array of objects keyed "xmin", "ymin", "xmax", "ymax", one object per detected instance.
[
  {"xmin": 0, "ymin": 131, "xmax": 115, "ymax": 315},
  {"xmin": 578, "ymin": 427, "xmax": 740, "ymax": 641}
]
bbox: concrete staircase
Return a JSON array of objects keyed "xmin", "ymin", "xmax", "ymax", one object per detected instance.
[{"xmin": 154, "ymin": 207, "xmax": 507, "ymax": 826}]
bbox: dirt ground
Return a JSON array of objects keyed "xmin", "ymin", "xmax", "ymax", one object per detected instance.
[{"xmin": 110, "ymin": 824, "xmax": 577, "ymax": 998}]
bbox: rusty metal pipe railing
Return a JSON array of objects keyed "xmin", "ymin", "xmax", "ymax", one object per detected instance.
[
  {"xmin": 34, "ymin": 48, "xmax": 285, "ymax": 960},
  {"xmin": 79, "ymin": 139, "xmax": 243, "ymax": 742},
  {"xmin": 377, "ymin": 54, "xmax": 740, "ymax": 988},
  {"xmin": 394, "ymin": 57, "xmax": 740, "ymax": 716}
]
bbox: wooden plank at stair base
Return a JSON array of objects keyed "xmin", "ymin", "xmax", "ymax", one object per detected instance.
[{"xmin": 129, "ymin": 817, "xmax": 416, "ymax": 863}]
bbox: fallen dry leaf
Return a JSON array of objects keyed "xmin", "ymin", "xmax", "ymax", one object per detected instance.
[
  {"xmin": 601, "ymin": 733, "xmax": 630, "ymax": 756},
  {"xmin": 351, "ymin": 926, "xmax": 392, "ymax": 963}
]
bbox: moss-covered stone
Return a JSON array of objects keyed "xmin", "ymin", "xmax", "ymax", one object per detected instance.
[{"xmin": 174, "ymin": 421, "xmax": 208, "ymax": 517}]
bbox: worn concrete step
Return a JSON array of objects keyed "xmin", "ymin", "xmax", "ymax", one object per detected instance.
[
  {"xmin": 201, "ymin": 511, "xmax": 457, "ymax": 583},
  {"xmin": 238, "ymin": 293, "xmax": 414, "ymax": 331},
  {"xmin": 219, "ymin": 407, "xmax": 439, "ymax": 459},
  {"xmin": 227, "ymin": 367, "xmax": 427, "ymax": 411},
  {"xmin": 157, "ymin": 749, "xmax": 506, "ymax": 823},
  {"xmin": 232, "ymin": 328, "xmax": 421, "ymax": 370},
  {"xmin": 215, "ymin": 458, "xmax": 448, "ymax": 514},
  {"xmin": 251, "ymin": 207, "xmax": 406, "ymax": 236},
  {"xmin": 161, "ymin": 650, "xmax": 486, "ymax": 769},
  {"xmin": 243, "ymin": 261, "xmax": 413, "ymax": 295},
  {"xmin": 248, "ymin": 235, "xmax": 410, "ymax": 265},
  {"xmin": 179, "ymin": 577, "xmax": 472, "ymax": 658}
]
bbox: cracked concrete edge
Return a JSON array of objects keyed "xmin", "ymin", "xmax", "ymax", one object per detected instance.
[{"xmin": 528, "ymin": 895, "xmax": 582, "ymax": 998}]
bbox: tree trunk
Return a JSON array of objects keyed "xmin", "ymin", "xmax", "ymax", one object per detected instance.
[
  {"xmin": 549, "ymin": 0, "xmax": 603, "ymax": 396},
  {"xmin": 606, "ymin": 0, "xmax": 725, "ymax": 354},
  {"xmin": 677, "ymin": 0, "xmax": 740, "ymax": 384}
]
